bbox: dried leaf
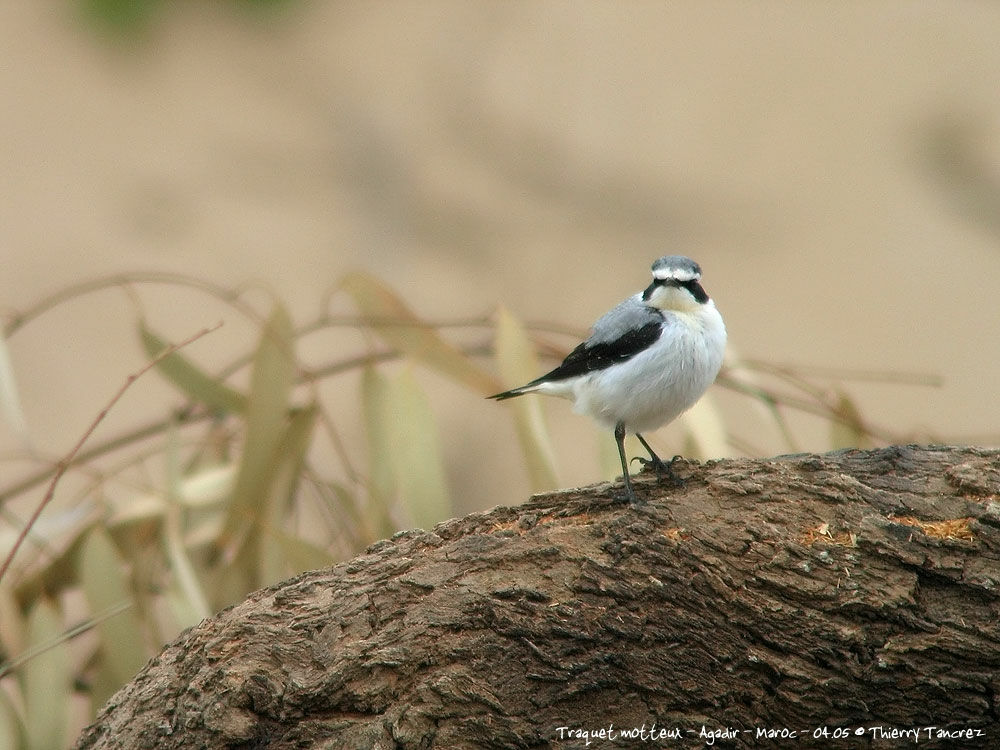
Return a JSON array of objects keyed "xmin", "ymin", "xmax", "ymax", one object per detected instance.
[
  {"xmin": 0, "ymin": 583, "xmax": 24, "ymax": 663},
  {"xmin": 311, "ymin": 480, "xmax": 366, "ymax": 553},
  {"xmin": 395, "ymin": 369, "xmax": 452, "ymax": 528},
  {"xmin": 830, "ymin": 390, "xmax": 868, "ymax": 450},
  {"xmin": 214, "ymin": 304, "xmax": 297, "ymax": 607},
  {"xmin": 220, "ymin": 303, "xmax": 296, "ymax": 556},
  {"xmin": 0, "ymin": 688, "xmax": 22, "ymax": 750},
  {"xmin": 162, "ymin": 423, "xmax": 211, "ymax": 627},
  {"xmin": 163, "ymin": 581, "xmax": 206, "ymax": 636},
  {"xmin": 340, "ymin": 272, "xmax": 501, "ymax": 395},
  {"xmin": 0, "ymin": 332, "xmax": 28, "ymax": 446},
  {"xmin": 268, "ymin": 529, "xmax": 336, "ymax": 575},
  {"xmin": 379, "ymin": 368, "xmax": 452, "ymax": 530},
  {"xmin": 108, "ymin": 463, "xmax": 235, "ymax": 527},
  {"xmin": 494, "ymin": 307, "xmax": 559, "ymax": 490},
  {"xmin": 361, "ymin": 366, "xmax": 396, "ymax": 539},
  {"xmin": 140, "ymin": 322, "xmax": 247, "ymax": 414},
  {"xmin": 681, "ymin": 393, "xmax": 728, "ymax": 459},
  {"xmin": 259, "ymin": 405, "xmax": 318, "ymax": 585},
  {"xmin": 21, "ymin": 599, "xmax": 70, "ymax": 750},
  {"xmin": 79, "ymin": 527, "xmax": 147, "ymax": 694}
]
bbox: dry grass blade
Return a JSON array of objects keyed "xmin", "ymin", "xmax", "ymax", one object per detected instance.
[
  {"xmin": 888, "ymin": 515, "xmax": 974, "ymax": 541},
  {"xmin": 801, "ymin": 523, "xmax": 857, "ymax": 547},
  {"xmin": 494, "ymin": 307, "xmax": 559, "ymax": 490},
  {"xmin": 340, "ymin": 272, "xmax": 501, "ymax": 395}
]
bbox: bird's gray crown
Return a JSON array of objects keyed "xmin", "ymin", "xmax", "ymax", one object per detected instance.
[{"xmin": 651, "ymin": 256, "xmax": 702, "ymax": 282}]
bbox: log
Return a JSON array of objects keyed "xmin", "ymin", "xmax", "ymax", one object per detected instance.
[{"xmin": 74, "ymin": 445, "xmax": 1000, "ymax": 749}]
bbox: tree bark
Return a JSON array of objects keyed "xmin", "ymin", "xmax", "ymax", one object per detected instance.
[{"xmin": 74, "ymin": 445, "xmax": 1000, "ymax": 749}]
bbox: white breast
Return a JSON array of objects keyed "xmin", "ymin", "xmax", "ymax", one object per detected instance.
[{"xmin": 570, "ymin": 302, "xmax": 726, "ymax": 433}]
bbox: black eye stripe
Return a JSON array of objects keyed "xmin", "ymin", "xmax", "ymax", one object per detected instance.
[
  {"xmin": 680, "ymin": 279, "xmax": 709, "ymax": 303},
  {"xmin": 643, "ymin": 276, "xmax": 709, "ymax": 303}
]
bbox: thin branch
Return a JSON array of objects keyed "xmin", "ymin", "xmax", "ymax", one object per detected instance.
[
  {"xmin": 715, "ymin": 372, "xmax": 900, "ymax": 445},
  {"xmin": 2, "ymin": 272, "xmax": 262, "ymax": 338},
  {"xmin": 0, "ymin": 408, "xmax": 207, "ymax": 508},
  {"xmin": 737, "ymin": 358, "xmax": 944, "ymax": 388},
  {"xmin": 0, "ymin": 323, "xmax": 223, "ymax": 583}
]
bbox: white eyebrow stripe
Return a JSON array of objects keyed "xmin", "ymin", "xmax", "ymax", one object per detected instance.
[{"xmin": 652, "ymin": 268, "xmax": 700, "ymax": 282}]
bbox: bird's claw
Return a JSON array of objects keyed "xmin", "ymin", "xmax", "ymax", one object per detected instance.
[{"xmin": 631, "ymin": 454, "xmax": 684, "ymax": 486}]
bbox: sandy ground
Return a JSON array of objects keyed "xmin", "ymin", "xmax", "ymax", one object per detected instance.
[{"xmin": 2, "ymin": 2, "xmax": 1000, "ymax": 517}]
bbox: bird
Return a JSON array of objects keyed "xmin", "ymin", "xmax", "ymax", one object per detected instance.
[{"xmin": 489, "ymin": 255, "xmax": 726, "ymax": 504}]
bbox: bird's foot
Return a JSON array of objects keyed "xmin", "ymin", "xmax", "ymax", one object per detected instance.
[
  {"xmin": 631, "ymin": 454, "xmax": 684, "ymax": 486},
  {"xmin": 622, "ymin": 487, "xmax": 646, "ymax": 506},
  {"xmin": 617, "ymin": 473, "xmax": 647, "ymax": 506}
]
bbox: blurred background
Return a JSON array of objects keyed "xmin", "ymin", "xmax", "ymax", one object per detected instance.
[{"xmin": 1, "ymin": 1, "xmax": 1000, "ymax": 742}]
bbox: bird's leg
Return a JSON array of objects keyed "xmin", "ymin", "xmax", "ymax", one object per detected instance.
[
  {"xmin": 632, "ymin": 433, "xmax": 683, "ymax": 486},
  {"xmin": 614, "ymin": 422, "xmax": 642, "ymax": 505},
  {"xmin": 633, "ymin": 433, "xmax": 667, "ymax": 470}
]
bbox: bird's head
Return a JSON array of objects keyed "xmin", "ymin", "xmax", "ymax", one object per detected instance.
[{"xmin": 641, "ymin": 255, "xmax": 711, "ymax": 313}]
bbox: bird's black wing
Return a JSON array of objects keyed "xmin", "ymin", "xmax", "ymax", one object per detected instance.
[
  {"xmin": 489, "ymin": 298, "xmax": 664, "ymax": 400},
  {"xmin": 535, "ymin": 319, "xmax": 663, "ymax": 383}
]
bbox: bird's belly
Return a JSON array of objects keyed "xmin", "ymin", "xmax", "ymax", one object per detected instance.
[{"xmin": 571, "ymin": 331, "xmax": 721, "ymax": 433}]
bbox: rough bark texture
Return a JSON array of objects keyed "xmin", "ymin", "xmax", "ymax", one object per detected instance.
[{"xmin": 74, "ymin": 445, "xmax": 1000, "ymax": 749}]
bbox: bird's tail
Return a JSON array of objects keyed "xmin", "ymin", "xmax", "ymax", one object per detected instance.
[{"xmin": 487, "ymin": 384, "xmax": 533, "ymax": 400}]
